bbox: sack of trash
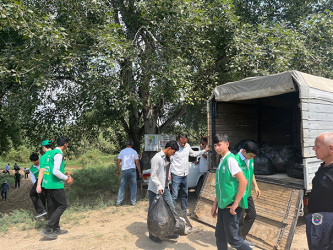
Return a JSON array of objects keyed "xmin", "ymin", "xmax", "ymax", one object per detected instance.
[
  {"xmin": 147, "ymin": 194, "xmax": 175, "ymax": 238},
  {"xmin": 173, "ymin": 208, "xmax": 192, "ymax": 236}
]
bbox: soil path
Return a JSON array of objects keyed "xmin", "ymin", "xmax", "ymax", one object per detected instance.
[{"xmin": 0, "ymin": 179, "xmax": 309, "ymax": 249}]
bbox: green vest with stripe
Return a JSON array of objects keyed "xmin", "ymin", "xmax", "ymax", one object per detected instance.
[
  {"xmin": 215, "ymin": 152, "xmax": 248, "ymax": 209},
  {"xmin": 235, "ymin": 153, "xmax": 254, "ymax": 199},
  {"xmin": 39, "ymin": 150, "xmax": 53, "ymax": 169},
  {"xmin": 42, "ymin": 149, "xmax": 65, "ymax": 189},
  {"xmin": 30, "ymin": 164, "xmax": 40, "ymax": 180}
]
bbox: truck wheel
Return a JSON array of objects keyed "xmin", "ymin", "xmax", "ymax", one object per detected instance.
[{"xmin": 195, "ymin": 177, "xmax": 204, "ymax": 196}]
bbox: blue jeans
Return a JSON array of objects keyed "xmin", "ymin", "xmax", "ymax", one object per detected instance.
[
  {"xmin": 116, "ymin": 168, "xmax": 137, "ymax": 205},
  {"xmin": 216, "ymin": 207, "xmax": 251, "ymax": 250},
  {"xmin": 171, "ymin": 173, "xmax": 188, "ymax": 213},
  {"xmin": 148, "ymin": 189, "xmax": 175, "ymax": 213}
]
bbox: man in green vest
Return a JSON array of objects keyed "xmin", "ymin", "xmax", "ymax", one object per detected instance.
[
  {"xmin": 211, "ymin": 133, "xmax": 251, "ymax": 250},
  {"xmin": 29, "ymin": 152, "xmax": 47, "ymax": 218},
  {"xmin": 37, "ymin": 136, "xmax": 73, "ymax": 240},
  {"xmin": 235, "ymin": 141, "xmax": 260, "ymax": 248}
]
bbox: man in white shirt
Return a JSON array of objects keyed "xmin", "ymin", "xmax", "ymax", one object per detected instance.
[
  {"xmin": 116, "ymin": 139, "xmax": 142, "ymax": 206},
  {"xmin": 171, "ymin": 134, "xmax": 209, "ymax": 213},
  {"xmin": 199, "ymin": 136, "xmax": 208, "ymax": 173}
]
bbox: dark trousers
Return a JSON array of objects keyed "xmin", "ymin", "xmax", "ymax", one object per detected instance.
[
  {"xmin": 306, "ymin": 212, "xmax": 333, "ymax": 250},
  {"xmin": 239, "ymin": 196, "xmax": 256, "ymax": 239},
  {"xmin": 30, "ymin": 181, "xmax": 46, "ymax": 214},
  {"xmin": 25, "ymin": 172, "xmax": 29, "ymax": 179},
  {"xmin": 15, "ymin": 180, "xmax": 20, "ymax": 188},
  {"xmin": 1, "ymin": 191, "xmax": 7, "ymax": 200},
  {"xmin": 216, "ymin": 207, "xmax": 251, "ymax": 250},
  {"xmin": 45, "ymin": 189, "xmax": 67, "ymax": 232}
]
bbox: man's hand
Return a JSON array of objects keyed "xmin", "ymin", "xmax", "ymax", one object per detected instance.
[
  {"xmin": 211, "ymin": 203, "xmax": 217, "ymax": 218},
  {"xmin": 36, "ymin": 185, "xmax": 42, "ymax": 194},
  {"xmin": 66, "ymin": 176, "xmax": 74, "ymax": 185},
  {"xmin": 227, "ymin": 202, "xmax": 238, "ymax": 215},
  {"xmin": 255, "ymin": 186, "xmax": 261, "ymax": 198},
  {"xmin": 205, "ymin": 147, "xmax": 210, "ymax": 152},
  {"xmin": 116, "ymin": 170, "xmax": 120, "ymax": 176},
  {"xmin": 158, "ymin": 189, "xmax": 164, "ymax": 194}
]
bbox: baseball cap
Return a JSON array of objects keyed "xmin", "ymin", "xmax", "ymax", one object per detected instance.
[{"xmin": 41, "ymin": 140, "xmax": 52, "ymax": 146}]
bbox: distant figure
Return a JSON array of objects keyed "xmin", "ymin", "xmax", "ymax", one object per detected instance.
[
  {"xmin": 13, "ymin": 163, "xmax": 20, "ymax": 171},
  {"xmin": 14, "ymin": 170, "xmax": 21, "ymax": 188},
  {"xmin": 1, "ymin": 180, "xmax": 10, "ymax": 201},
  {"xmin": 24, "ymin": 167, "xmax": 30, "ymax": 179},
  {"xmin": 116, "ymin": 139, "xmax": 142, "ymax": 206},
  {"xmin": 4, "ymin": 164, "xmax": 10, "ymax": 175},
  {"xmin": 199, "ymin": 136, "xmax": 208, "ymax": 174},
  {"xmin": 306, "ymin": 132, "xmax": 333, "ymax": 249}
]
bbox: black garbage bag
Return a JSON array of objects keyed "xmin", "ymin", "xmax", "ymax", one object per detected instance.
[
  {"xmin": 286, "ymin": 162, "xmax": 304, "ymax": 179},
  {"xmin": 173, "ymin": 208, "xmax": 192, "ymax": 236},
  {"xmin": 269, "ymin": 147, "xmax": 286, "ymax": 172},
  {"xmin": 147, "ymin": 194, "xmax": 176, "ymax": 238},
  {"xmin": 254, "ymin": 155, "xmax": 275, "ymax": 175}
]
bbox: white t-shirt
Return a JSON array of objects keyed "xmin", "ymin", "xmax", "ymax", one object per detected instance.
[
  {"xmin": 219, "ymin": 152, "xmax": 242, "ymax": 177},
  {"xmin": 199, "ymin": 153, "xmax": 208, "ymax": 173},
  {"xmin": 118, "ymin": 147, "xmax": 139, "ymax": 171}
]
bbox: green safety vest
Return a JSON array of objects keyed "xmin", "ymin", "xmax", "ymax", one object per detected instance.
[
  {"xmin": 235, "ymin": 153, "xmax": 254, "ymax": 199},
  {"xmin": 30, "ymin": 164, "xmax": 40, "ymax": 180},
  {"xmin": 215, "ymin": 152, "xmax": 248, "ymax": 209},
  {"xmin": 39, "ymin": 150, "xmax": 53, "ymax": 169},
  {"xmin": 42, "ymin": 148, "xmax": 66, "ymax": 189}
]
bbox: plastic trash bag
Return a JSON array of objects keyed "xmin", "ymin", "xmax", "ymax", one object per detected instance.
[
  {"xmin": 147, "ymin": 194, "xmax": 175, "ymax": 238},
  {"xmin": 254, "ymin": 155, "xmax": 275, "ymax": 175},
  {"xmin": 173, "ymin": 208, "xmax": 192, "ymax": 236}
]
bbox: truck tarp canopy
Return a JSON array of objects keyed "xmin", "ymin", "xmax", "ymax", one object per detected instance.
[{"xmin": 211, "ymin": 70, "xmax": 333, "ymax": 102}]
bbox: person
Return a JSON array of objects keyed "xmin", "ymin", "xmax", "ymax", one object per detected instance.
[
  {"xmin": 235, "ymin": 141, "xmax": 260, "ymax": 248},
  {"xmin": 14, "ymin": 170, "xmax": 21, "ymax": 188},
  {"xmin": 4, "ymin": 163, "xmax": 10, "ymax": 175},
  {"xmin": 116, "ymin": 139, "xmax": 142, "ymax": 206},
  {"xmin": 306, "ymin": 132, "xmax": 333, "ymax": 249},
  {"xmin": 171, "ymin": 133, "xmax": 209, "ymax": 213},
  {"xmin": 148, "ymin": 140, "xmax": 179, "ymax": 243},
  {"xmin": 14, "ymin": 163, "xmax": 20, "ymax": 171},
  {"xmin": 210, "ymin": 133, "xmax": 251, "ymax": 250},
  {"xmin": 29, "ymin": 152, "xmax": 47, "ymax": 218},
  {"xmin": 1, "ymin": 180, "xmax": 10, "ymax": 201},
  {"xmin": 37, "ymin": 136, "xmax": 74, "ymax": 240},
  {"xmin": 199, "ymin": 136, "xmax": 208, "ymax": 174},
  {"xmin": 24, "ymin": 167, "xmax": 30, "ymax": 179}
]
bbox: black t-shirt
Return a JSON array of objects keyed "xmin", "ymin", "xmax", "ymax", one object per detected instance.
[{"xmin": 308, "ymin": 163, "xmax": 333, "ymax": 213}]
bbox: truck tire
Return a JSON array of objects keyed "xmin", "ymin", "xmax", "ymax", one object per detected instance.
[{"xmin": 195, "ymin": 177, "xmax": 204, "ymax": 197}]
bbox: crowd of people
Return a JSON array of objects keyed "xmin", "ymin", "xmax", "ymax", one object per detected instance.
[{"xmin": 1, "ymin": 131, "xmax": 332, "ymax": 249}]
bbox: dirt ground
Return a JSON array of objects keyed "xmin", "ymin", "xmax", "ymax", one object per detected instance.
[{"xmin": 0, "ymin": 174, "xmax": 309, "ymax": 250}]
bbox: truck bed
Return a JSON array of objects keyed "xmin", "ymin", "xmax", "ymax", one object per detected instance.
[{"xmin": 255, "ymin": 173, "xmax": 304, "ymax": 189}]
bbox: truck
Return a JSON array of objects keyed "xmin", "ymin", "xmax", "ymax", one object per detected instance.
[{"xmin": 193, "ymin": 71, "xmax": 333, "ymax": 249}]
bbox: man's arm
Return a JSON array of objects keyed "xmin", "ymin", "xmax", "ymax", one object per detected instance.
[
  {"xmin": 36, "ymin": 168, "xmax": 45, "ymax": 193},
  {"xmin": 135, "ymin": 159, "xmax": 142, "ymax": 179},
  {"xmin": 53, "ymin": 154, "xmax": 73, "ymax": 185},
  {"xmin": 229, "ymin": 172, "xmax": 247, "ymax": 215},
  {"xmin": 252, "ymin": 174, "xmax": 261, "ymax": 198},
  {"xmin": 116, "ymin": 159, "xmax": 121, "ymax": 176},
  {"xmin": 150, "ymin": 157, "xmax": 163, "ymax": 193},
  {"xmin": 188, "ymin": 145, "xmax": 210, "ymax": 157},
  {"xmin": 30, "ymin": 170, "xmax": 36, "ymax": 184},
  {"xmin": 211, "ymin": 197, "xmax": 218, "ymax": 218}
]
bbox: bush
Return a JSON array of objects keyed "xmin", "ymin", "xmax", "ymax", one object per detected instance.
[
  {"xmin": 0, "ymin": 209, "xmax": 42, "ymax": 233},
  {"xmin": 66, "ymin": 165, "xmax": 120, "ymax": 202}
]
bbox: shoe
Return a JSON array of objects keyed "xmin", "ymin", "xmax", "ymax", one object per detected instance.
[
  {"xmin": 53, "ymin": 229, "xmax": 68, "ymax": 235},
  {"xmin": 244, "ymin": 239, "xmax": 255, "ymax": 248},
  {"xmin": 41, "ymin": 229, "xmax": 58, "ymax": 240},
  {"xmin": 167, "ymin": 234, "xmax": 179, "ymax": 239},
  {"xmin": 149, "ymin": 234, "xmax": 162, "ymax": 243},
  {"xmin": 115, "ymin": 203, "xmax": 121, "ymax": 207},
  {"xmin": 36, "ymin": 211, "xmax": 47, "ymax": 219}
]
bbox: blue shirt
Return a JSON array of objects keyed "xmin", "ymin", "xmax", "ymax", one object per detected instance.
[
  {"xmin": 1, "ymin": 183, "xmax": 9, "ymax": 192},
  {"xmin": 5, "ymin": 165, "xmax": 9, "ymax": 170}
]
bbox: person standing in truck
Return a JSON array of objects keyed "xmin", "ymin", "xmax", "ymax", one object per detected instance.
[
  {"xmin": 306, "ymin": 132, "xmax": 333, "ymax": 249},
  {"xmin": 235, "ymin": 140, "xmax": 260, "ymax": 248},
  {"xmin": 211, "ymin": 133, "xmax": 251, "ymax": 250}
]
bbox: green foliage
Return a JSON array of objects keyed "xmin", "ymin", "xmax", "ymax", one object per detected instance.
[
  {"xmin": 2, "ymin": 146, "xmax": 34, "ymax": 164},
  {"xmin": 66, "ymin": 165, "xmax": 120, "ymax": 203},
  {"xmin": 0, "ymin": 209, "xmax": 41, "ymax": 233}
]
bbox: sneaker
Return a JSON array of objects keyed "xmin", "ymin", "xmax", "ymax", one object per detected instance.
[
  {"xmin": 167, "ymin": 234, "xmax": 179, "ymax": 239},
  {"xmin": 244, "ymin": 239, "xmax": 255, "ymax": 248},
  {"xmin": 53, "ymin": 229, "xmax": 68, "ymax": 235},
  {"xmin": 149, "ymin": 233, "xmax": 162, "ymax": 243},
  {"xmin": 41, "ymin": 229, "xmax": 58, "ymax": 240},
  {"xmin": 36, "ymin": 211, "xmax": 47, "ymax": 219}
]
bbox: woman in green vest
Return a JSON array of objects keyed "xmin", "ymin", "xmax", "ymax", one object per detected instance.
[{"xmin": 211, "ymin": 133, "xmax": 251, "ymax": 250}]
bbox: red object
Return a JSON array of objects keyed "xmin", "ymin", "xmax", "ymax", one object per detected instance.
[
  {"xmin": 143, "ymin": 173, "xmax": 151, "ymax": 180},
  {"xmin": 303, "ymin": 197, "xmax": 309, "ymax": 207}
]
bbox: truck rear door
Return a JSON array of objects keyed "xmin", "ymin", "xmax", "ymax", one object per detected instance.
[{"xmin": 193, "ymin": 171, "xmax": 304, "ymax": 250}]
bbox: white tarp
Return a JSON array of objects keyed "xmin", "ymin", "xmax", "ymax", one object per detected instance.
[{"xmin": 211, "ymin": 70, "xmax": 333, "ymax": 102}]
